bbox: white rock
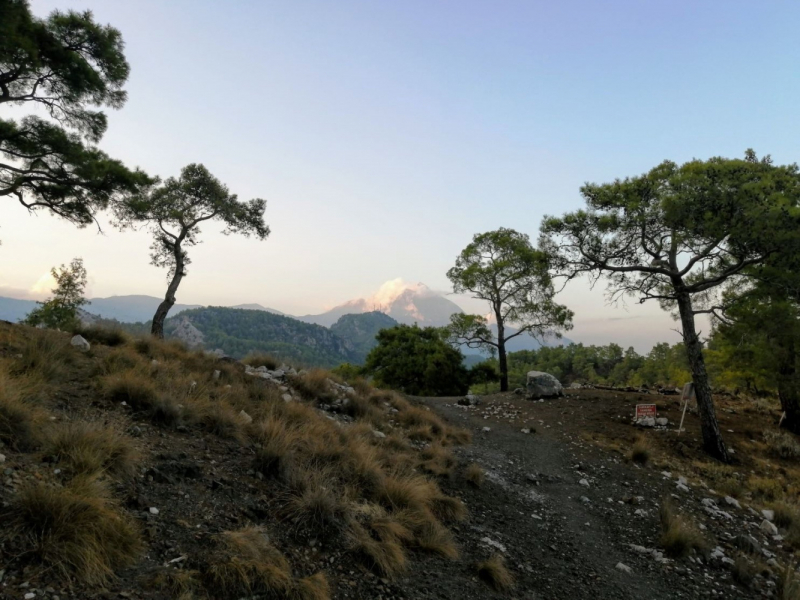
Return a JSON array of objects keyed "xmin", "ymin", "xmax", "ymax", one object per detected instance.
[
  {"xmin": 634, "ymin": 509, "xmax": 647, "ymax": 517},
  {"xmin": 661, "ymin": 471, "xmax": 672, "ymax": 478},
  {"xmin": 482, "ymin": 427, "xmax": 491, "ymax": 433},
  {"xmin": 615, "ymin": 562, "xmax": 632, "ymax": 574},
  {"xmin": 762, "ymin": 509, "xmax": 775, "ymax": 522},
  {"xmin": 372, "ymin": 430, "xmax": 386, "ymax": 439},
  {"xmin": 149, "ymin": 507, "xmax": 160, "ymax": 515},
  {"xmin": 480, "ymin": 536, "xmax": 507, "ymax": 553},
  {"xmin": 25, "ymin": 594, "xmax": 35, "ymax": 600},
  {"xmin": 677, "ymin": 476, "xmax": 688, "ymax": 485},
  {"xmin": 238, "ymin": 410, "xmax": 253, "ymax": 424},
  {"xmin": 212, "ymin": 370, "xmax": 221, "ymax": 380},
  {"xmin": 701, "ymin": 498, "xmax": 718, "ymax": 509},
  {"xmin": 579, "ymin": 478, "xmax": 590, "ymax": 487},
  {"xmin": 723, "ymin": 496, "xmax": 741, "ymax": 509},
  {"xmin": 0, "ymin": 453, "xmax": 5, "ymax": 463},
  {"xmin": 760, "ymin": 519, "xmax": 779, "ymax": 535},
  {"xmin": 70, "ymin": 334, "xmax": 90, "ymax": 351},
  {"xmin": 676, "ymin": 483, "xmax": 689, "ymax": 492},
  {"xmin": 521, "ymin": 428, "xmax": 530, "ymax": 434},
  {"xmin": 282, "ymin": 394, "xmax": 293, "ymax": 403},
  {"xmin": 637, "ymin": 417, "xmax": 655, "ymax": 428},
  {"xmin": 655, "ymin": 417, "xmax": 669, "ymax": 426}
]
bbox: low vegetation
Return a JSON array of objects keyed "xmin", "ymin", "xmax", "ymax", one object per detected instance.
[
  {"xmin": 475, "ymin": 553, "xmax": 514, "ymax": 591},
  {"xmin": 0, "ymin": 322, "xmax": 472, "ymax": 596},
  {"xmin": 659, "ymin": 499, "xmax": 707, "ymax": 558}
]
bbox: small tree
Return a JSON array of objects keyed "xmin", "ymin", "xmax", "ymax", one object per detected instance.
[
  {"xmin": 116, "ymin": 163, "xmax": 269, "ymax": 338},
  {"xmin": 1, "ymin": 1, "xmax": 151, "ymax": 238},
  {"xmin": 541, "ymin": 151, "xmax": 800, "ymax": 461},
  {"xmin": 363, "ymin": 324, "xmax": 471, "ymax": 396},
  {"xmin": 446, "ymin": 228, "xmax": 573, "ymax": 392},
  {"xmin": 24, "ymin": 257, "xmax": 88, "ymax": 330}
]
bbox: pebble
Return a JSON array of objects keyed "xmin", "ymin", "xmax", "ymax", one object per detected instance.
[
  {"xmin": 760, "ymin": 519, "xmax": 778, "ymax": 535},
  {"xmin": 149, "ymin": 507, "xmax": 160, "ymax": 515},
  {"xmin": 0, "ymin": 453, "xmax": 5, "ymax": 463},
  {"xmin": 579, "ymin": 478, "xmax": 589, "ymax": 487},
  {"xmin": 615, "ymin": 562, "xmax": 632, "ymax": 574}
]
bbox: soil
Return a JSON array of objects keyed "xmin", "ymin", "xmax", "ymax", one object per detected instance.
[{"xmin": 1, "ymin": 327, "xmax": 791, "ymax": 600}]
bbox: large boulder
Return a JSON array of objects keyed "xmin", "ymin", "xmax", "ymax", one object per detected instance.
[{"xmin": 526, "ymin": 371, "xmax": 563, "ymax": 399}]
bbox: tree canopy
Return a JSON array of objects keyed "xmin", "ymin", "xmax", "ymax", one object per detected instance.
[
  {"xmin": 541, "ymin": 151, "xmax": 800, "ymax": 461},
  {"xmin": 0, "ymin": 0, "xmax": 151, "ymax": 233},
  {"xmin": 446, "ymin": 228, "xmax": 573, "ymax": 391},
  {"xmin": 363, "ymin": 324, "xmax": 472, "ymax": 397},
  {"xmin": 24, "ymin": 257, "xmax": 87, "ymax": 330},
  {"xmin": 115, "ymin": 163, "xmax": 269, "ymax": 337}
]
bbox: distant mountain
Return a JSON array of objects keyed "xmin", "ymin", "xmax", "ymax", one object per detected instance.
[
  {"xmin": 0, "ymin": 294, "xmax": 285, "ymax": 324},
  {"xmin": 166, "ymin": 307, "xmax": 358, "ymax": 367},
  {"xmin": 329, "ymin": 311, "xmax": 398, "ymax": 362},
  {"xmin": 87, "ymin": 295, "xmax": 201, "ymax": 323},
  {"xmin": 300, "ymin": 279, "xmax": 463, "ymax": 327},
  {"xmin": 0, "ymin": 297, "xmax": 36, "ymax": 322}
]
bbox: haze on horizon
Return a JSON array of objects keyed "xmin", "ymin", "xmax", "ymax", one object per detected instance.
[{"xmin": 2, "ymin": 0, "xmax": 798, "ymax": 352}]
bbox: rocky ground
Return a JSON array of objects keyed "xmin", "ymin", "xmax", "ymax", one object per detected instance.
[{"xmin": 404, "ymin": 389, "xmax": 796, "ymax": 599}]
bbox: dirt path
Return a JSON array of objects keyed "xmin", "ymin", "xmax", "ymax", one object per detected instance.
[{"xmin": 396, "ymin": 394, "xmax": 759, "ymax": 600}]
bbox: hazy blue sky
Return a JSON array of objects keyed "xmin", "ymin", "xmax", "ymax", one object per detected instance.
[{"xmin": 3, "ymin": 0, "xmax": 799, "ymax": 350}]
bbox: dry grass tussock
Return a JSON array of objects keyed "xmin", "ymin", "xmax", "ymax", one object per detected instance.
[
  {"xmin": 1, "ymin": 477, "xmax": 142, "ymax": 584},
  {"xmin": 0, "ymin": 362, "xmax": 46, "ymax": 450},
  {"xmin": 45, "ymin": 421, "xmax": 139, "ymax": 479},
  {"xmin": 629, "ymin": 435, "xmax": 651, "ymax": 465},
  {"xmin": 204, "ymin": 526, "xmax": 330, "ymax": 599},
  {"xmin": 74, "ymin": 324, "xmax": 129, "ymax": 347},
  {"xmin": 465, "ymin": 463, "xmax": 485, "ymax": 488},
  {"xmin": 659, "ymin": 499, "xmax": 707, "ymax": 558},
  {"xmin": 242, "ymin": 352, "xmax": 279, "ymax": 370},
  {"xmin": 475, "ymin": 553, "xmax": 515, "ymax": 591},
  {"xmin": 10, "ymin": 327, "xmax": 74, "ymax": 383}
]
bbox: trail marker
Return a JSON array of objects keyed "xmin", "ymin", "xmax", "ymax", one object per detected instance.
[
  {"xmin": 677, "ymin": 382, "xmax": 696, "ymax": 434},
  {"xmin": 635, "ymin": 404, "xmax": 657, "ymax": 421}
]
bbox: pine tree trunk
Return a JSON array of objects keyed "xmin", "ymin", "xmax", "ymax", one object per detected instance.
[
  {"xmin": 497, "ymin": 319, "xmax": 509, "ymax": 392},
  {"xmin": 676, "ymin": 291, "xmax": 729, "ymax": 462},
  {"xmin": 151, "ymin": 251, "xmax": 184, "ymax": 339},
  {"xmin": 777, "ymin": 335, "xmax": 800, "ymax": 434}
]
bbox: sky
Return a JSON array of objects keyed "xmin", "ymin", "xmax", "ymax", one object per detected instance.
[{"xmin": 2, "ymin": 0, "xmax": 799, "ymax": 351}]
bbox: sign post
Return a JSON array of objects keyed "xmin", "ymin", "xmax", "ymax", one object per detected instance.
[
  {"xmin": 677, "ymin": 382, "xmax": 696, "ymax": 434},
  {"xmin": 635, "ymin": 404, "xmax": 657, "ymax": 422}
]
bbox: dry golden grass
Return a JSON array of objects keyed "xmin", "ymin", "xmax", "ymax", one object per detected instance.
[
  {"xmin": 285, "ymin": 471, "xmax": 354, "ymax": 537},
  {"xmin": 465, "ymin": 463, "xmax": 485, "ymax": 488},
  {"xmin": 0, "ymin": 365, "xmax": 45, "ymax": 450},
  {"xmin": 747, "ymin": 476, "xmax": 784, "ymax": 502},
  {"xmin": 45, "ymin": 421, "xmax": 139, "ymax": 479},
  {"xmin": 101, "ymin": 369, "xmax": 184, "ymax": 426},
  {"xmin": 293, "ymin": 572, "xmax": 331, "ymax": 600},
  {"xmin": 74, "ymin": 324, "xmax": 129, "ymax": 347},
  {"xmin": 475, "ymin": 553, "xmax": 514, "ymax": 592},
  {"xmin": 205, "ymin": 526, "xmax": 294, "ymax": 596},
  {"xmin": 779, "ymin": 562, "xmax": 800, "ymax": 600},
  {"xmin": 659, "ymin": 499, "xmax": 707, "ymax": 558},
  {"xmin": 347, "ymin": 520, "xmax": 409, "ymax": 576},
  {"xmin": 629, "ymin": 435, "xmax": 651, "ymax": 465},
  {"xmin": 2, "ymin": 477, "xmax": 142, "ymax": 584},
  {"xmin": 396, "ymin": 509, "xmax": 459, "ymax": 558},
  {"xmin": 242, "ymin": 352, "xmax": 279, "ymax": 370},
  {"xmin": 197, "ymin": 401, "xmax": 246, "ymax": 442},
  {"xmin": 419, "ymin": 443, "xmax": 458, "ymax": 477},
  {"xmin": 11, "ymin": 328, "xmax": 73, "ymax": 382},
  {"xmin": 291, "ymin": 368, "xmax": 338, "ymax": 403},
  {"xmin": 148, "ymin": 568, "xmax": 202, "ymax": 599}
]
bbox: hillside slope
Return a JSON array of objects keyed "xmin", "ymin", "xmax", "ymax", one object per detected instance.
[
  {"xmin": 0, "ymin": 323, "xmax": 474, "ymax": 600},
  {"xmin": 329, "ymin": 311, "xmax": 398, "ymax": 361},
  {"xmin": 168, "ymin": 306, "xmax": 359, "ymax": 366}
]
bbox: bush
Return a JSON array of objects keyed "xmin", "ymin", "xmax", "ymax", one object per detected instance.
[
  {"xmin": 659, "ymin": 499, "xmax": 706, "ymax": 558},
  {"xmin": 475, "ymin": 554, "xmax": 514, "ymax": 591},
  {"xmin": 74, "ymin": 324, "xmax": 129, "ymax": 347},
  {"xmin": 45, "ymin": 422, "xmax": 138, "ymax": 479},
  {"xmin": 765, "ymin": 429, "xmax": 800, "ymax": 460}
]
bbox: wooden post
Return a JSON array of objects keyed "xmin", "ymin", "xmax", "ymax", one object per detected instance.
[{"xmin": 677, "ymin": 382, "xmax": 696, "ymax": 434}]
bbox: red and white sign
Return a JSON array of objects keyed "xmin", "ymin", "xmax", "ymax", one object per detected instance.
[{"xmin": 635, "ymin": 404, "xmax": 657, "ymax": 420}]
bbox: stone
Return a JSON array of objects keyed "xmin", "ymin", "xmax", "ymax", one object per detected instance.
[
  {"xmin": 655, "ymin": 417, "xmax": 669, "ymax": 426},
  {"xmin": 526, "ymin": 371, "xmax": 563, "ymax": 399},
  {"xmin": 521, "ymin": 428, "xmax": 531, "ymax": 434},
  {"xmin": 760, "ymin": 519, "xmax": 779, "ymax": 535},
  {"xmin": 637, "ymin": 417, "xmax": 655, "ymax": 427},
  {"xmin": 0, "ymin": 454, "xmax": 5, "ymax": 464},
  {"xmin": 569, "ymin": 382, "xmax": 583, "ymax": 389},
  {"xmin": 282, "ymin": 394, "xmax": 293, "ymax": 403},
  {"xmin": 579, "ymin": 478, "xmax": 589, "ymax": 487},
  {"xmin": 762, "ymin": 509, "xmax": 775, "ymax": 522},
  {"xmin": 238, "ymin": 410, "xmax": 253, "ymax": 424},
  {"xmin": 676, "ymin": 483, "xmax": 689, "ymax": 492},
  {"xmin": 70, "ymin": 334, "xmax": 90, "ymax": 351},
  {"xmin": 615, "ymin": 562, "xmax": 632, "ymax": 574},
  {"xmin": 514, "ymin": 387, "xmax": 525, "ymax": 395},
  {"xmin": 724, "ymin": 496, "xmax": 741, "ymax": 509},
  {"xmin": 481, "ymin": 427, "xmax": 491, "ymax": 433},
  {"xmin": 372, "ymin": 430, "xmax": 386, "ymax": 439},
  {"xmin": 149, "ymin": 507, "xmax": 160, "ymax": 515},
  {"xmin": 212, "ymin": 370, "xmax": 221, "ymax": 380}
]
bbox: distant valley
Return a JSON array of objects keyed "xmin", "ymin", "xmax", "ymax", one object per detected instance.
[{"xmin": 0, "ymin": 280, "xmax": 570, "ymax": 366}]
